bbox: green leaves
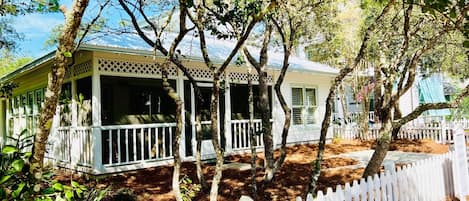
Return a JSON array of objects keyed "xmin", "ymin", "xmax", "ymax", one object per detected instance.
[
  {"xmin": 53, "ymin": 183, "xmax": 64, "ymax": 191},
  {"xmin": 12, "ymin": 183, "xmax": 25, "ymax": 198},
  {"xmin": 463, "ymin": 41, "xmax": 469, "ymax": 48},
  {"xmin": 34, "ymin": 0, "xmax": 60, "ymax": 12},
  {"xmin": 2, "ymin": 145, "xmax": 18, "ymax": 154},
  {"xmin": 0, "ymin": 130, "xmax": 108, "ymax": 201},
  {"xmin": 11, "ymin": 159, "xmax": 25, "ymax": 172},
  {"xmin": 0, "ymin": 175, "xmax": 11, "ymax": 184},
  {"xmin": 65, "ymin": 191, "xmax": 73, "ymax": 200},
  {"xmin": 63, "ymin": 51, "xmax": 73, "ymax": 58}
]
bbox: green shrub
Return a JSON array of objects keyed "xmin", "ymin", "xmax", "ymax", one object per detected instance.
[
  {"xmin": 0, "ymin": 130, "xmax": 108, "ymax": 201},
  {"xmin": 180, "ymin": 176, "xmax": 201, "ymax": 201}
]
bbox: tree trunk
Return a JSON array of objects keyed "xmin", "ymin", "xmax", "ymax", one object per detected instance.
[
  {"xmin": 306, "ymin": 1, "xmax": 395, "ymax": 194},
  {"xmin": 248, "ymin": 67, "xmax": 257, "ymax": 199},
  {"xmin": 339, "ymin": 83, "xmax": 348, "ymax": 125},
  {"xmin": 209, "ymin": 73, "xmax": 224, "ymax": 201},
  {"xmin": 32, "ymin": 0, "xmax": 89, "ymax": 172},
  {"xmin": 359, "ymin": 95, "xmax": 370, "ymax": 139},
  {"xmin": 195, "ymin": 111, "xmax": 207, "ymax": 190},
  {"xmin": 272, "ymin": 50, "xmax": 291, "ymax": 174},
  {"xmin": 391, "ymin": 101, "xmax": 403, "ymax": 139},
  {"xmin": 161, "ymin": 61, "xmax": 183, "ymax": 201},
  {"xmin": 307, "ymin": 80, "xmax": 338, "ymax": 195},
  {"xmin": 258, "ymin": 70, "xmax": 274, "ymax": 181},
  {"xmin": 362, "ymin": 118, "xmax": 393, "ymax": 178}
]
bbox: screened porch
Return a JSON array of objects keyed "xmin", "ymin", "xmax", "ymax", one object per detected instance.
[{"xmin": 44, "ymin": 74, "xmax": 272, "ymax": 174}]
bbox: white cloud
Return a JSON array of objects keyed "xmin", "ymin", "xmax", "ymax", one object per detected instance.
[{"xmin": 13, "ymin": 13, "xmax": 63, "ymax": 34}]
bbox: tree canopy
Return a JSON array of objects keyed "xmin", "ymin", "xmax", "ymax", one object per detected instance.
[{"xmin": 0, "ymin": 0, "xmax": 60, "ymax": 50}]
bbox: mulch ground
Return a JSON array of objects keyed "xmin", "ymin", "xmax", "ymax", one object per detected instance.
[{"xmin": 54, "ymin": 139, "xmax": 450, "ymax": 201}]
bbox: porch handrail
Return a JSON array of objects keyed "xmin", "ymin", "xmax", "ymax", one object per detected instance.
[
  {"xmin": 230, "ymin": 119, "xmax": 273, "ymax": 123},
  {"xmin": 99, "ymin": 122, "xmax": 177, "ymax": 130}
]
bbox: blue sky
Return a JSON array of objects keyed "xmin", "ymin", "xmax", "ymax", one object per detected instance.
[
  {"xmin": 13, "ymin": 12, "xmax": 64, "ymax": 57},
  {"xmin": 12, "ymin": 0, "xmax": 121, "ymax": 58}
]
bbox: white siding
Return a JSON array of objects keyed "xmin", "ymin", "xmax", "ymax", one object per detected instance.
[{"xmin": 272, "ymin": 71, "xmax": 335, "ymax": 145}]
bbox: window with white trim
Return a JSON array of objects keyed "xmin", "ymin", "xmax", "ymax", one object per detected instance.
[{"xmin": 291, "ymin": 87, "xmax": 318, "ymax": 125}]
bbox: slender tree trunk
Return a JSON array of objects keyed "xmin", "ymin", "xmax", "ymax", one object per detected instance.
[
  {"xmin": 374, "ymin": 64, "xmax": 383, "ymax": 124},
  {"xmin": 209, "ymin": 73, "xmax": 224, "ymax": 201},
  {"xmin": 161, "ymin": 61, "xmax": 183, "ymax": 201},
  {"xmin": 359, "ymin": 96, "xmax": 370, "ymax": 139},
  {"xmin": 195, "ymin": 111, "xmax": 207, "ymax": 190},
  {"xmin": 306, "ymin": 1, "xmax": 395, "ymax": 196},
  {"xmin": 339, "ymin": 84, "xmax": 348, "ymax": 125},
  {"xmin": 272, "ymin": 50, "xmax": 291, "ymax": 174},
  {"xmin": 32, "ymin": 0, "xmax": 89, "ymax": 172},
  {"xmin": 258, "ymin": 70, "xmax": 274, "ymax": 181},
  {"xmin": 391, "ymin": 101, "xmax": 402, "ymax": 139},
  {"xmin": 248, "ymin": 67, "xmax": 257, "ymax": 199},
  {"xmin": 362, "ymin": 117, "xmax": 393, "ymax": 178},
  {"xmin": 307, "ymin": 81, "xmax": 339, "ymax": 195}
]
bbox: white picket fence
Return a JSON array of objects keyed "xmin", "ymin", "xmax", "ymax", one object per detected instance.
[
  {"xmin": 334, "ymin": 121, "xmax": 469, "ymax": 143},
  {"xmin": 332, "ymin": 112, "xmax": 375, "ymax": 125},
  {"xmin": 298, "ymin": 151, "xmax": 460, "ymax": 201}
]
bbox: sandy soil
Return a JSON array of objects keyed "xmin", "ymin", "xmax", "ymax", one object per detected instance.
[{"xmin": 55, "ymin": 139, "xmax": 450, "ymax": 201}]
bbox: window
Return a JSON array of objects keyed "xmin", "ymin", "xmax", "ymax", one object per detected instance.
[
  {"xmin": 35, "ymin": 88, "xmax": 44, "ymax": 111},
  {"xmin": 8, "ymin": 88, "xmax": 45, "ymax": 136},
  {"xmin": 292, "ymin": 87, "xmax": 317, "ymax": 125},
  {"xmin": 77, "ymin": 77, "xmax": 92, "ymax": 126}
]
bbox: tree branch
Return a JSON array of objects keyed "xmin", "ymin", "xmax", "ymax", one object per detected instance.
[
  {"xmin": 395, "ymin": 85, "xmax": 469, "ymax": 127},
  {"xmin": 76, "ymin": 0, "xmax": 110, "ymax": 49},
  {"xmin": 118, "ymin": 0, "xmax": 156, "ymax": 47},
  {"xmin": 259, "ymin": 23, "xmax": 272, "ymax": 67}
]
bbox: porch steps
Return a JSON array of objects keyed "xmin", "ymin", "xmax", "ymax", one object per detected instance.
[{"xmin": 222, "ymin": 162, "xmax": 254, "ymax": 171}]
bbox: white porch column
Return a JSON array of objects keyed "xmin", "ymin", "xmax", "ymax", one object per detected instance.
[
  {"xmin": 0, "ymin": 100, "xmax": 6, "ymax": 146},
  {"xmin": 70, "ymin": 79, "xmax": 79, "ymax": 167},
  {"xmin": 190, "ymin": 84, "xmax": 196, "ymax": 157},
  {"xmin": 177, "ymin": 70, "xmax": 186, "ymax": 158},
  {"xmin": 224, "ymin": 76, "xmax": 232, "ymax": 153},
  {"xmin": 5, "ymin": 99, "xmax": 10, "ymax": 138},
  {"xmin": 271, "ymin": 84, "xmax": 280, "ymax": 149},
  {"xmin": 91, "ymin": 61, "xmax": 103, "ymax": 173},
  {"xmin": 71, "ymin": 79, "xmax": 78, "ymax": 128}
]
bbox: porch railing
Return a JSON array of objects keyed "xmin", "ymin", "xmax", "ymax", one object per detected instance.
[
  {"xmin": 333, "ymin": 122, "xmax": 468, "ymax": 143},
  {"xmin": 47, "ymin": 127, "xmax": 92, "ymax": 167},
  {"xmin": 231, "ymin": 119, "xmax": 263, "ymax": 150},
  {"xmin": 99, "ymin": 123, "xmax": 176, "ymax": 167}
]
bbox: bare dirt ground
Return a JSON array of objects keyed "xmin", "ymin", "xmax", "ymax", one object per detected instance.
[{"xmin": 55, "ymin": 139, "xmax": 449, "ymax": 201}]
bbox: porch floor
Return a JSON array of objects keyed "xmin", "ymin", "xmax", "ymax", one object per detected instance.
[{"xmin": 53, "ymin": 139, "xmax": 450, "ymax": 201}]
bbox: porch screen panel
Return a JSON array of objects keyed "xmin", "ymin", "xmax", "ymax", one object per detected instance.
[
  {"xmin": 100, "ymin": 76, "xmax": 176, "ymax": 125},
  {"xmin": 230, "ymin": 84, "xmax": 272, "ymax": 120},
  {"xmin": 77, "ymin": 77, "xmax": 92, "ymax": 126},
  {"xmin": 59, "ymin": 83, "xmax": 72, "ymax": 127}
]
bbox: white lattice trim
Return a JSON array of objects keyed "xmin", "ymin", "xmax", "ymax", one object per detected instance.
[
  {"xmin": 73, "ymin": 61, "xmax": 92, "ymax": 76},
  {"xmin": 65, "ymin": 61, "xmax": 92, "ymax": 79},
  {"xmin": 187, "ymin": 67, "xmax": 213, "ymax": 80},
  {"xmin": 228, "ymin": 72, "xmax": 273, "ymax": 83},
  {"xmin": 97, "ymin": 58, "xmax": 178, "ymax": 77}
]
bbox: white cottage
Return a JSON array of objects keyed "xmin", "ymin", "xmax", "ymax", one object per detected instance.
[{"xmin": 0, "ymin": 32, "xmax": 338, "ymax": 174}]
